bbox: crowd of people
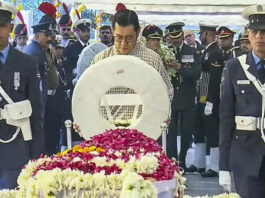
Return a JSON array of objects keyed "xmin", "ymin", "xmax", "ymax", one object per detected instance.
[{"xmin": 0, "ymin": 1, "xmax": 264, "ymax": 198}]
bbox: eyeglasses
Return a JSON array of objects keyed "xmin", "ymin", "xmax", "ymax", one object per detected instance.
[
  {"xmin": 114, "ymin": 35, "xmax": 135, "ymax": 44},
  {"xmin": 62, "ymin": 28, "xmax": 71, "ymax": 31},
  {"xmin": 249, "ymin": 29, "xmax": 265, "ymax": 35}
]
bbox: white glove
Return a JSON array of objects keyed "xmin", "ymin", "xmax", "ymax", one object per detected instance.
[
  {"xmin": 204, "ymin": 101, "xmax": 213, "ymax": 116},
  {"xmin": 219, "ymin": 171, "xmax": 232, "ymax": 192}
]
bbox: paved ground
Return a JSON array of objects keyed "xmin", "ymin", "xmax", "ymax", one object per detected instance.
[{"xmin": 178, "ymin": 139, "xmax": 224, "ymax": 196}]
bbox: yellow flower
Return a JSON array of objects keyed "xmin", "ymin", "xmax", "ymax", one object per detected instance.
[
  {"xmin": 57, "ymin": 149, "xmax": 70, "ymax": 156},
  {"xmin": 88, "ymin": 146, "xmax": 97, "ymax": 152},
  {"xmin": 96, "ymin": 147, "xmax": 104, "ymax": 153}
]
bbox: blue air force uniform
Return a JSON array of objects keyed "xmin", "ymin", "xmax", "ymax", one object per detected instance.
[
  {"xmin": 0, "ymin": 3, "xmax": 44, "ymax": 189},
  {"xmin": 220, "ymin": 5, "xmax": 265, "ymax": 198}
]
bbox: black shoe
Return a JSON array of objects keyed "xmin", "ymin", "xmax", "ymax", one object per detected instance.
[
  {"xmin": 200, "ymin": 169, "xmax": 218, "ymax": 177},
  {"xmin": 186, "ymin": 165, "xmax": 197, "ymax": 172},
  {"xmin": 178, "ymin": 161, "xmax": 186, "ymax": 174},
  {"xmin": 197, "ymin": 167, "xmax": 206, "ymax": 173},
  {"xmin": 186, "ymin": 165, "xmax": 206, "ymax": 173}
]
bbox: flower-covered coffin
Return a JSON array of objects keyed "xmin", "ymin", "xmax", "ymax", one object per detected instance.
[{"xmin": 15, "ymin": 129, "xmax": 186, "ymax": 198}]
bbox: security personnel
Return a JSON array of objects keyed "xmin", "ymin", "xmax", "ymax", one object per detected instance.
[
  {"xmin": 165, "ymin": 22, "xmax": 201, "ymax": 170},
  {"xmin": 189, "ymin": 23, "xmax": 224, "ymax": 177},
  {"xmin": 58, "ymin": 3, "xmax": 72, "ymax": 47},
  {"xmin": 61, "ymin": 18, "xmax": 92, "ymax": 149},
  {"xmin": 217, "ymin": 26, "xmax": 235, "ymax": 61},
  {"xmin": 0, "ymin": 1, "xmax": 44, "ymax": 189},
  {"xmin": 219, "ymin": 5, "xmax": 265, "ymax": 198},
  {"xmin": 142, "ymin": 24, "xmax": 163, "ymax": 52},
  {"xmin": 13, "ymin": 12, "xmax": 28, "ymax": 52}
]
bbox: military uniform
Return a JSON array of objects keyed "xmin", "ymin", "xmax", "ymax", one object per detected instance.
[
  {"xmin": 23, "ymin": 32, "xmax": 51, "ymax": 106},
  {"xmin": 58, "ymin": 4, "xmax": 72, "ymax": 48},
  {"xmin": 205, "ymin": 41, "xmax": 225, "ymax": 146},
  {"xmin": 219, "ymin": 5, "xmax": 265, "ymax": 198},
  {"xmin": 23, "ymin": 5, "xmax": 58, "ymax": 105},
  {"xmin": 0, "ymin": 2, "xmax": 44, "ymax": 189},
  {"xmin": 44, "ymin": 37, "xmax": 67, "ymax": 155},
  {"xmin": 217, "ymin": 26, "xmax": 235, "ymax": 62},
  {"xmin": 13, "ymin": 11, "xmax": 28, "ymax": 52},
  {"xmin": 197, "ymin": 41, "xmax": 224, "ymax": 145},
  {"xmin": 230, "ymin": 46, "xmax": 244, "ymax": 59},
  {"xmin": 164, "ymin": 23, "xmax": 201, "ymax": 169},
  {"xmin": 192, "ymin": 24, "xmax": 224, "ymax": 177}
]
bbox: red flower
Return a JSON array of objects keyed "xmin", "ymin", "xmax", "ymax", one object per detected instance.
[{"xmin": 32, "ymin": 129, "xmax": 179, "ymax": 180}]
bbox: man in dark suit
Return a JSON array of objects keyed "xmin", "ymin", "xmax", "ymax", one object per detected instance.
[
  {"xmin": 219, "ymin": 5, "xmax": 265, "ymax": 198},
  {"xmin": 165, "ymin": 22, "xmax": 201, "ymax": 170},
  {"xmin": 0, "ymin": 2, "xmax": 44, "ymax": 189}
]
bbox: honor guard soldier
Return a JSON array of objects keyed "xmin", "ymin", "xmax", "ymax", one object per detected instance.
[
  {"xmin": 61, "ymin": 17, "xmax": 92, "ymax": 149},
  {"xmin": 217, "ymin": 26, "xmax": 235, "ymax": 61},
  {"xmin": 142, "ymin": 24, "xmax": 163, "ymax": 52},
  {"xmin": 219, "ymin": 5, "xmax": 265, "ymax": 197},
  {"xmin": 165, "ymin": 22, "xmax": 201, "ymax": 170},
  {"xmin": 187, "ymin": 23, "xmax": 224, "ymax": 176},
  {"xmin": 0, "ymin": 1, "xmax": 44, "ymax": 189},
  {"xmin": 13, "ymin": 11, "xmax": 28, "ymax": 52},
  {"xmin": 58, "ymin": 3, "xmax": 73, "ymax": 48}
]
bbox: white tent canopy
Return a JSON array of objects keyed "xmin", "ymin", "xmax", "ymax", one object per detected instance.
[{"xmin": 62, "ymin": 0, "xmax": 264, "ymax": 25}]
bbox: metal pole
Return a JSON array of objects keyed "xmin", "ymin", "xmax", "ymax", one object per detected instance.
[
  {"xmin": 65, "ymin": 120, "xmax": 72, "ymax": 149},
  {"xmin": 161, "ymin": 122, "xmax": 168, "ymax": 154}
]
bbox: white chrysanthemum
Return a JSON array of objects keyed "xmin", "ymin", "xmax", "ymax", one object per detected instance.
[
  {"xmin": 0, "ymin": 189, "xmax": 18, "ymax": 198},
  {"xmin": 91, "ymin": 156, "xmax": 108, "ymax": 167},
  {"xmin": 138, "ymin": 155, "xmax": 159, "ymax": 174},
  {"xmin": 93, "ymin": 172, "xmax": 107, "ymax": 190}
]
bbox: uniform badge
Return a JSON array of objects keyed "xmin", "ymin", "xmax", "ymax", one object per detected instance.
[
  {"xmin": 237, "ymin": 80, "xmax": 250, "ymax": 85},
  {"xmin": 14, "ymin": 72, "xmax": 20, "ymax": 90},
  {"xmin": 204, "ymin": 53, "xmax": 209, "ymax": 60},
  {"xmin": 257, "ymin": 5, "xmax": 263, "ymax": 12},
  {"xmin": 44, "ymin": 61, "xmax": 50, "ymax": 72},
  {"xmin": 182, "ymin": 55, "xmax": 194, "ymax": 63}
]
